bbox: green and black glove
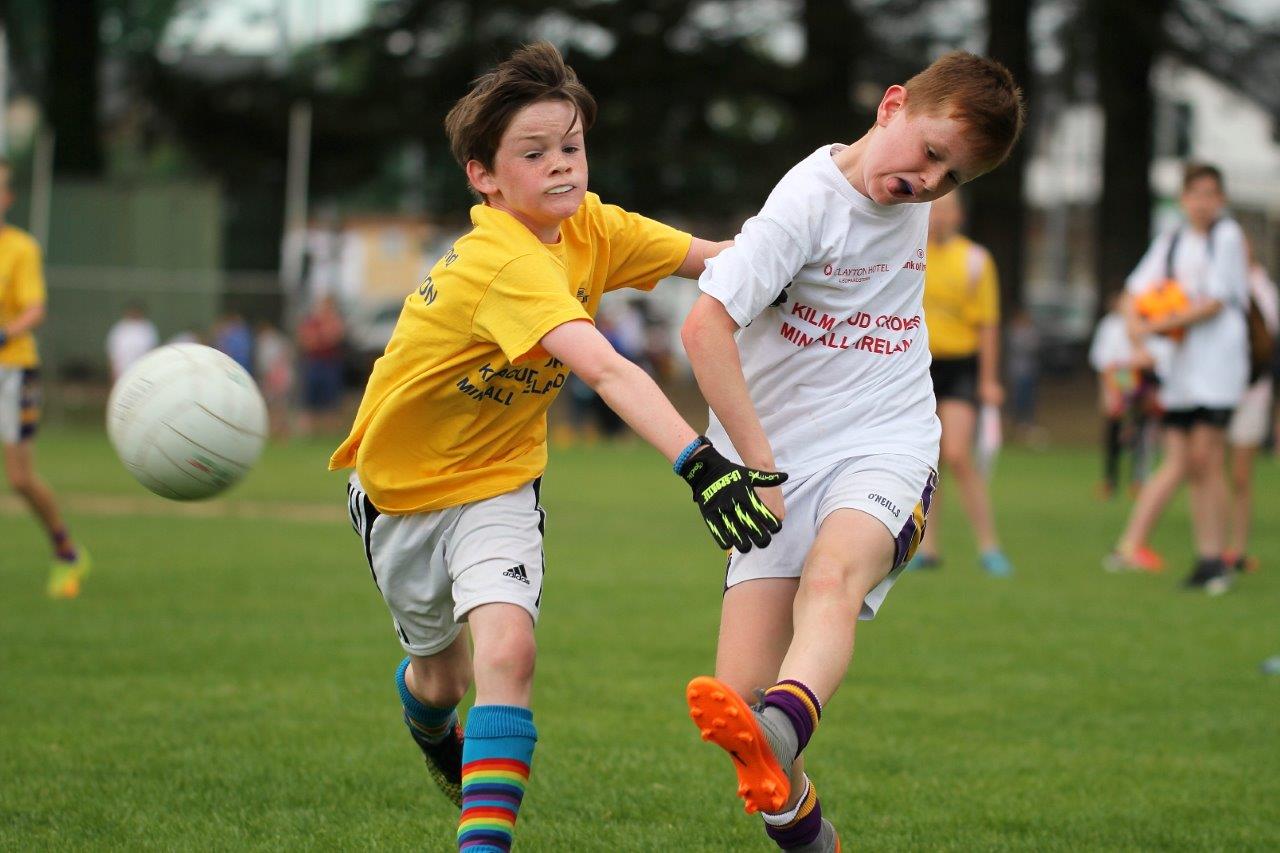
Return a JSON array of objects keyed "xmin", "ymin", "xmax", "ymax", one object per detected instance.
[{"xmin": 675, "ymin": 436, "xmax": 787, "ymax": 553}]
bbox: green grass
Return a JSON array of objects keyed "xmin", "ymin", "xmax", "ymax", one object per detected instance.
[{"xmin": 2, "ymin": 427, "xmax": 1278, "ymax": 850}]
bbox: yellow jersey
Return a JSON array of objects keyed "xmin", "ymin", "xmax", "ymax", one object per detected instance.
[
  {"xmin": 923, "ymin": 235, "xmax": 999, "ymax": 359},
  {"xmin": 330, "ymin": 193, "xmax": 692, "ymax": 514},
  {"xmin": 0, "ymin": 225, "xmax": 46, "ymax": 368}
]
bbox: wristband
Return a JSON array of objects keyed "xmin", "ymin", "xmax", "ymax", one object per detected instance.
[
  {"xmin": 673, "ymin": 435, "xmax": 710, "ymax": 474},
  {"xmin": 0, "ymin": 330, "xmax": 7, "ymax": 347}
]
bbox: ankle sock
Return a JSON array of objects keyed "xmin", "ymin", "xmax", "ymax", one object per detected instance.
[{"xmin": 51, "ymin": 528, "xmax": 77, "ymax": 562}]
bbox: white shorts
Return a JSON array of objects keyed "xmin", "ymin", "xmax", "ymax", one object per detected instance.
[
  {"xmin": 725, "ymin": 454, "xmax": 936, "ymax": 620},
  {"xmin": 0, "ymin": 366, "xmax": 40, "ymax": 445},
  {"xmin": 1228, "ymin": 379, "xmax": 1273, "ymax": 448},
  {"xmin": 346, "ymin": 474, "xmax": 546, "ymax": 657}
]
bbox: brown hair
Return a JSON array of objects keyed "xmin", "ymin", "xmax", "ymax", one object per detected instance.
[
  {"xmin": 1182, "ymin": 162, "xmax": 1224, "ymax": 193},
  {"xmin": 904, "ymin": 51, "xmax": 1025, "ymax": 170},
  {"xmin": 444, "ymin": 42, "xmax": 597, "ymax": 175}
]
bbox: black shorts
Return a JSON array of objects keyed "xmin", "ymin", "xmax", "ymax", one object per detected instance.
[
  {"xmin": 1161, "ymin": 407, "xmax": 1233, "ymax": 430},
  {"xmin": 930, "ymin": 356, "xmax": 978, "ymax": 405}
]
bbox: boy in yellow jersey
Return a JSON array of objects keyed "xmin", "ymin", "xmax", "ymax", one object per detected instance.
[
  {"xmin": 328, "ymin": 43, "xmax": 784, "ymax": 852},
  {"xmin": 912, "ymin": 191, "xmax": 1013, "ymax": 576},
  {"xmin": 680, "ymin": 53, "xmax": 1023, "ymax": 850},
  {"xmin": 0, "ymin": 159, "xmax": 90, "ymax": 598}
]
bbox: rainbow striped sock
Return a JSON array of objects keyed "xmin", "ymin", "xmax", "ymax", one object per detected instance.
[{"xmin": 456, "ymin": 705, "xmax": 536, "ymax": 852}]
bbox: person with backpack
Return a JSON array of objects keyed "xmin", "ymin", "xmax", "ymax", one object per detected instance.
[
  {"xmin": 1105, "ymin": 163, "xmax": 1250, "ymax": 593},
  {"xmin": 1224, "ymin": 244, "xmax": 1278, "ymax": 574}
]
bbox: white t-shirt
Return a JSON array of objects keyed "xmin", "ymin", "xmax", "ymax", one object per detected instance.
[
  {"xmin": 1125, "ymin": 218, "xmax": 1249, "ymax": 410},
  {"xmin": 1088, "ymin": 312, "xmax": 1174, "ymax": 379},
  {"xmin": 698, "ymin": 145, "xmax": 940, "ymax": 477},
  {"xmin": 106, "ymin": 317, "xmax": 159, "ymax": 380}
]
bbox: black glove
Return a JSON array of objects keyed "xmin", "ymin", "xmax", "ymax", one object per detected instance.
[{"xmin": 675, "ymin": 437, "xmax": 787, "ymax": 553}]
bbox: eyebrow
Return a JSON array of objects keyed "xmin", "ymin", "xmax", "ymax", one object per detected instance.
[{"xmin": 515, "ymin": 127, "xmax": 584, "ymax": 142}]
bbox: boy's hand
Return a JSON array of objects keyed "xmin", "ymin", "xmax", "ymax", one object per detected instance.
[{"xmin": 676, "ymin": 440, "xmax": 787, "ymax": 553}]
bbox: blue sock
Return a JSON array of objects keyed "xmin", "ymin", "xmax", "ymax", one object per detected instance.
[
  {"xmin": 395, "ymin": 657, "xmax": 456, "ymax": 743},
  {"xmin": 457, "ymin": 705, "xmax": 536, "ymax": 852}
]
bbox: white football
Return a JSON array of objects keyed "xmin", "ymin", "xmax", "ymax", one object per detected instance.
[{"xmin": 106, "ymin": 343, "xmax": 268, "ymax": 500}]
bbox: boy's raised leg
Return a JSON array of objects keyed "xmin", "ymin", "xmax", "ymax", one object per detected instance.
[{"xmin": 396, "ymin": 651, "xmax": 469, "ymax": 807}]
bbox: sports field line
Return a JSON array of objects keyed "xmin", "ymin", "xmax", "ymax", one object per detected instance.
[{"xmin": 0, "ymin": 493, "xmax": 344, "ymax": 524}]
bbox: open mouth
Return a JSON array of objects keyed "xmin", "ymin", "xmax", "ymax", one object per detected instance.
[
  {"xmin": 890, "ymin": 177, "xmax": 915, "ymax": 199},
  {"xmin": 546, "ymin": 185, "xmax": 575, "ymax": 195}
]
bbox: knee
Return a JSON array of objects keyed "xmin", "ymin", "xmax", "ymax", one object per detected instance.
[
  {"xmin": 473, "ymin": 635, "xmax": 537, "ymax": 690},
  {"xmin": 799, "ymin": 556, "xmax": 876, "ymax": 608}
]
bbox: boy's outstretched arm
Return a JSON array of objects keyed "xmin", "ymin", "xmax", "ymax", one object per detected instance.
[
  {"xmin": 541, "ymin": 319, "xmax": 785, "ymax": 552},
  {"xmin": 680, "ymin": 294, "xmax": 785, "ymax": 521},
  {"xmin": 674, "ymin": 239, "xmax": 734, "ymax": 279}
]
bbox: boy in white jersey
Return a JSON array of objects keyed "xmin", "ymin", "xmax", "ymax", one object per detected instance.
[
  {"xmin": 1107, "ymin": 163, "xmax": 1250, "ymax": 593},
  {"xmin": 329, "ymin": 43, "xmax": 783, "ymax": 853},
  {"xmin": 681, "ymin": 53, "xmax": 1024, "ymax": 851}
]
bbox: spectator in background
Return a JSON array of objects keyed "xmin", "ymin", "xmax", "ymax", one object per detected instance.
[
  {"xmin": 1224, "ymin": 247, "xmax": 1278, "ymax": 574},
  {"xmin": 255, "ymin": 320, "xmax": 296, "ymax": 441},
  {"xmin": 297, "ymin": 295, "xmax": 346, "ymax": 435},
  {"xmin": 105, "ymin": 301, "xmax": 159, "ymax": 381},
  {"xmin": 911, "ymin": 191, "xmax": 1013, "ymax": 577},
  {"xmin": 1107, "ymin": 163, "xmax": 1249, "ymax": 593},
  {"xmin": 1089, "ymin": 291, "xmax": 1169, "ymax": 501},
  {"xmin": 214, "ymin": 311, "xmax": 253, "ymax": 375},
  {"xmin": 1005, "ymin": 308, "xmax": 1042, "ymax": 445}
]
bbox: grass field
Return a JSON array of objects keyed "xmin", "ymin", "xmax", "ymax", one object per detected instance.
[{"xmin": 2, "ymin": 426, "xmax": 1279, "ymax": 851}]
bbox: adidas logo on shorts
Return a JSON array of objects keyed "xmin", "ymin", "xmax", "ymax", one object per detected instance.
[{"xmin": 502, "ymin": 564, "xmax": 530, "ymax": 585}]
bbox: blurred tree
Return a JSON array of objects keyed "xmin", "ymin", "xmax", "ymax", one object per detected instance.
[
  {"xmin": 968, "ymin": 0, "xmax": 1031, "ymax": 312},
  {"xmin": 47, "ymin": 0, "xmax": 104, "ymax": 176},
  {"xmin": 1090, "ymin": 0, "xmax": 1169, "ymax": 306}
]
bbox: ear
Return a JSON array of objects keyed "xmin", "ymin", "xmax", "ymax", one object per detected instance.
[
  {"xmin": 466, "ymin": 160, "xmax": 498, "ymax": 197},
  {"xmin": 876, "ymin": 85, "xmax": 907, "ymax": 128}
]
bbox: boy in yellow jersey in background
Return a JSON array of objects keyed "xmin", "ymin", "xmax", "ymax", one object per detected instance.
[
  {"xmin": 328, "ymin": 43, "xmax": 784, "ymax": 853},
  {"xmin": 0, "ymin": 159, "xmax": 90, "ymax": 598},
  {"xmin": 912, "ymin": 191, "xmax": 1013, "ymax": 576}
]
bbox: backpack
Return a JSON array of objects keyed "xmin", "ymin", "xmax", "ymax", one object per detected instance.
[
  {"xmin": 1166, "ymin": 222, "xmax": 1272, "ymax": 383},
  {"xmin": 1246, "ymin": 296, "xmax": 1274, "ymax": 384}
]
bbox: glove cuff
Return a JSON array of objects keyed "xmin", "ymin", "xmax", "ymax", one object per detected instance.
[{"xmin": 673, "ymin": 435, "xmax": 711, "ymax": 475}]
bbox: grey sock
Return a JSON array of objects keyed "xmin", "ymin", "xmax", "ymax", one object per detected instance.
[{"xmin": 756, "ymin": 705, "xmax": 799, "ymax": 770}]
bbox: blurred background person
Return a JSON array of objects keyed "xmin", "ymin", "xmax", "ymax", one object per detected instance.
[
  {"xmin": 255, "ymin": 320, "xmax": 296, "ymax": 441},
  {"xmin": 104, "ymin": 301, "xmax": 158, "ymax": 382},
  {"xmin": 297, "ymin": 295, "xmax": 346, "ymax": 435},
  {"xmin": 1005, "ymin": 307, "xmax": 1043, "ymax": 446},
  {"xmin": 1089, "ymin": 291, "xmax": 1168, "ymax": 501},
  {"xmin": 0, "ymin": 158, "xmax": 90, "ymax": 597},
  {"xmin": 214, "ymin": 311, "xmax": 253, "ymax": 375},
  {"xmin": 1107, "ymin": 163, "xmax": 1249, "ymax": 593},
  {"xmin": 1223, "ymin": 244, "xmax": 1278, "ymax": 574},
  {"xmin": 912, "ymin": 191, "xmax": 1013, "ymax": 577}
]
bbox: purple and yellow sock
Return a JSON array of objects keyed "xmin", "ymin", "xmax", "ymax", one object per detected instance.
[
  {"xmin": 456, "ymin": 705, "xmax": 536, "ymax": 852},
  {"xmin": 763, "ymin": 778, "xmax": 824, "ymax": 849},
  {"xmin": 762, "ymin": 679, "xmax": 822, "ymax": 754},
  {"xmin": 51, "ymin": 528, "xmax": 77, "ymax": 563},
  {"xmin": 395, "ymin": 657, "xmax": 456, "ymax": 743}
]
